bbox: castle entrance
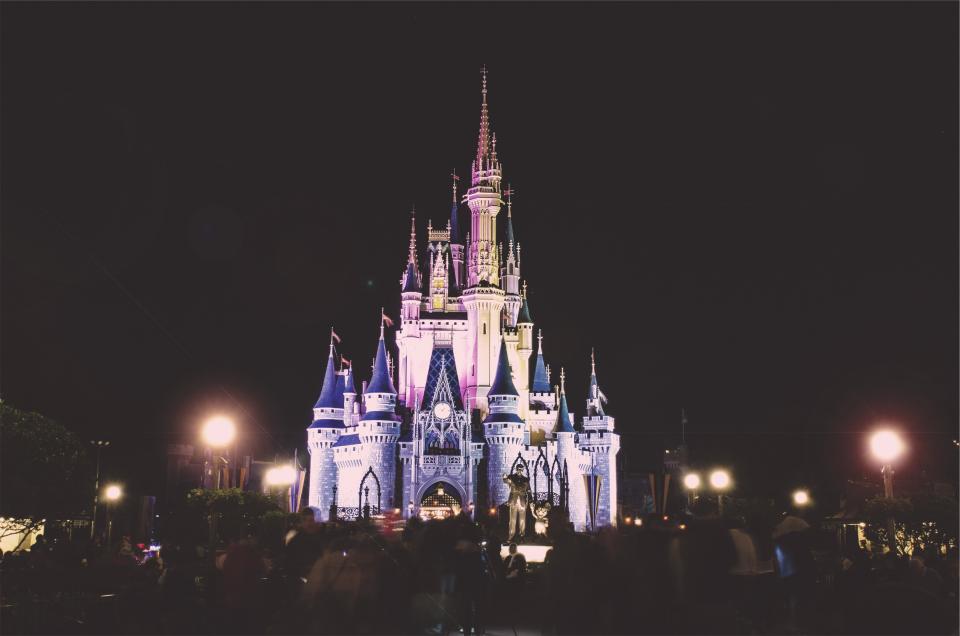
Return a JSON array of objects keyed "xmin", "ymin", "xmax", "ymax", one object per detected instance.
[{"xmin": 419, "ymin": 481, "xmax": 462, "ymax": 521}]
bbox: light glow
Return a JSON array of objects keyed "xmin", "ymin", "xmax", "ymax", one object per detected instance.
[
  {"xmin": 683, "ymin": 473, "xmax": 701, "ymax": 490},
  {"xmin": 264, "ymin": 465, "xmax": 297, "ymax": 486},
  {"xmin": 202, "ymin": 416, "xmax": 236, "ymax": 448},
  {"xmin": 870, "ymin": 430, "xmax": 905, "ymax": 463},
  {"xmin": 710, "ymin": 469, "xmax": 731, "ymax": 490},
  {"xmin": 792, "ymin": 489, "xmax": 810, "ymax": 506},
  {"xmin": 104, "ymin": 484, "xmax": 122, "ymax": 501}
]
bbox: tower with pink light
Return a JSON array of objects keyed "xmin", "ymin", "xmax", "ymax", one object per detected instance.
[{"xmin": 307, "ymin": 70, "xmax": 620, "ymax": 531}]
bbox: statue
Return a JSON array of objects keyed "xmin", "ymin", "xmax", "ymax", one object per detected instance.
[
  {"xmin": 530, "ymin": 500, "xmax": 552, "ymax": 536},
  {"xmin": 503, "ymin": 464, "xmax": 531, "ymax": 541}
]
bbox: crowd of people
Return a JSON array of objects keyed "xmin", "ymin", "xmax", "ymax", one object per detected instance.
[{"xmin": 1, "ymin": 510, "xmax": 957, "ymax": 635}]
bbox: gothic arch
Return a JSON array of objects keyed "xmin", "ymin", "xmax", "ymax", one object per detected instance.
[
  {"xmin": 358, "ymin": 466, "xmax": 382, "ymax": 513},
  {"xmin": 414, "ymin": 475, "xmax": 468, "ymax": 506}
]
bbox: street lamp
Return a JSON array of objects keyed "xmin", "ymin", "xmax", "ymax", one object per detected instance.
[
  {"xmin": 265, "ymin": 465, "xmax": 298, "ymax": 512},
  {"xmin": 792, "ymin": 489, "xmax": 811, "ymax": 507},
  {"xmin": 202, "ymin": 416, "xmax": 236, "ymax": 489},
  {"xmin": 869, "ymin": 429, "xmax": 905, "ymax": 553},
  {"xmin": 709, "ymin": 469, "xmax": 731, "ymax": 515},
  {"xmin": 89, "ymin": 440, "xmax": 110, "ymax": 540},
  {"xmin": 104, "ymin": 484, "xmax": 122, "ymax": 546}
]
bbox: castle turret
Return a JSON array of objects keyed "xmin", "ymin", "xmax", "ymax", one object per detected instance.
[
  {"xmin": 526, "ymin": 329, "xmax": 556, "ymax": 444},
  {"xmin": 307, "ymin": 332, "xmax": 345, "ymax": 520},
  {"xmin": 357, "ymin": 321, "xmax": 401, "ymax": 509},
  {"xmin": 484, "ymin": 337, "xmax": 524, "ymax": 508},
  {"xmin": 553, "ymin": 369, "xmax": 588, "ymax": 529},
  {"xmin": 501, "ymin": 187, "xmax": 522, "ymax": 326},
  {"xmin": 579, "ymin": 350, "xmax": 620, "ymax": 527}
]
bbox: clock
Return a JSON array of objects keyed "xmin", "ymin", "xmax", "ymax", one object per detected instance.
[{"xmin": 432, "ymin": 402, "xmax": 452, "ymax": 420}]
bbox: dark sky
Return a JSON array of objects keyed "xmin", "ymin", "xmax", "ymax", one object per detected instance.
[{"xmin": 2, "ymin": 2, "xmax": 957, "ymax": 505}]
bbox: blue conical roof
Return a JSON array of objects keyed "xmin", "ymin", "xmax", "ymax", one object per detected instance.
[
  {"xmin": 517, "ymin": 295, "xmax": 532, "ymax": 324},
  {"xmin": 313, "ymin": 347, "xmax": 341, "ymax": 409},
  {"xmin": 367, "ymin": 334, "xmax": 396, "ymax": 394},
  {"xmin": 489, "ymin": 337, "xmax": 519, "ymax": 397},
  {"xmin": 532, "ymin": 337, "xmax": 550, "ymax": 393},
  {"xmin": 553, "ymin": 390, "xmax": 574, "ymax": 433},
  {"xmin": 344, "ymin": 365, "xmax": 356, "ymax": 394}
]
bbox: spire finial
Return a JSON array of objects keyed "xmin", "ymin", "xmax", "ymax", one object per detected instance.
[
  {"xmin": 451, "ymin": 170, "xmax": 459, "ymax": 203},
  {"xmin": 408, "ymin": 208, "xmax": 417, "ymax": 265},
  {"xmin": 560, "ymin": 367, "xmax": 566, "ymax": 395},
  {"xmin": 591, "ymin": 348, "xmax": 596, "ymax": 375},
  {"xmin": 537, "ymin": 328, "xmax": 543, "ymax": 352},
  {"xmin": 476, "ymin": 66, "xmax": 491, "ymax": 168},
  {"xmin": 329, "ymin": 327, "xmax": 335, "ymax": 356},
  {"xmin": 379, "ymin": 307, "xmax": 385, "ymax": 339},
  {"xmin": 522, "ymin": 280, "xmax": 528, "ymax": 298}
]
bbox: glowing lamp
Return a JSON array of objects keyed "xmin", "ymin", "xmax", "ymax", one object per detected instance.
[
  {"xmin": 104, "ymin": 484, "xmax": 122, "ymax": 501},
  {"xmin": 709, "ymin": 469, "xmax": 731, "ymax": 490},
  {"xmin": 624, "ymin": 516, "xmax": 632, "ymax": 525},
  {"xmin": 683, "ymin": 473, "xmax": 701, "ymax": 490},
  {"xmin": 633, "ymin": 518, "xmax": 642, "ymax": 527},
  {"xmin": 870, "ymin": 430, "xmax": 904, "ymax": 463},
  {"xmin": 202, "ymin": 416, "xmax": 236, "ymax": 448},
  {"xmin": 792, "ymin": 489, "xmax": 810, "ymax": 507},
  {"xmin": 489, "ymin": 507, "xmax": 497, "ymax": 516},
  {"xmin": 264, "ymin": 465, "xmax": 297, "ymax": 486}
]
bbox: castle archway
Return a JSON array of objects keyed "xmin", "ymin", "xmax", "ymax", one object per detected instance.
[{"xmin": 416, "ymin": 479, "xmax": 464, "ymax": 521}]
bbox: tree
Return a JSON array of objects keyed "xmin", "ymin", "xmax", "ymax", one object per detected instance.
[
  {"xmin": 862, "ymin": 495, "xmax": 958, "ymax": 555},
  {"xmin": 0, "ymin": 402, "xmax": 90, "ymax": 547},
  {"xmin": 182, "ymin": 488, "xmax": 282, "ymax": 546}
]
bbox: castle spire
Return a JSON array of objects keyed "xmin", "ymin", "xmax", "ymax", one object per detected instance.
[
  {"xmin": 553, "ymin": 370, "xmax": 574, "ymax": 434},
  {"xmin": 408, "ymin": 207, "xmax": 417, "ymax": 265},
  {"xmin": 504, "ymin": 185, "xmax": 515, "ymax": 252},
  {"xmin": 313, "ymin": 328, "xmax": 340, "ymax": 409},
  {"xmin": 489, "ymin": 336, "xmax": 519, "ymax": 397},
  {"xmin": 368, "ymin": 314, "xmax": 396, "ymax": 394},
  {"xmin": 476, "ymin": 65, "xmax": 491, "ymax": 167},
  {"xmin": 531, "ymin": 329, "xmax": 550, "ymax": 392},
  {"xmin": 587, "ymin": 348, "xmax": 605, "ymax": 416},
  {"xmin": 450, "ymin": 171, "xmax": 461, "ymax": 244}
]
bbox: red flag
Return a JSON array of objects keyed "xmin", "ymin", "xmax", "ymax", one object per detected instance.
[
  {"xmin": 381, "ymin": 311, "xmax": 394, "ymax": 328},
  {"xmin": 341, "ymin": 355, "xmax": 351, "ymax": 367},
  {"xmin": 330, "ymin": 329, "xmax": 341, "ymax": 344}
]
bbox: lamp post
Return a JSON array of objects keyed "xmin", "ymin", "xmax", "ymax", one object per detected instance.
[
  {"xmin": 104, "ymin": 484, "xmax": 122, "ymax": 546},
  {"xmin": 683, "ymin": 473, "xmax": 701, "ymax": 509},
  {"xmin": 89, "ymin": 440, "xmax": 110, "ymax": 540},
  {"xmin": 202, "ymin": 416, "xmax": 236, "ymax": 490},
  {"xmin": 792, "ymin": 489, "xmax": 811, "ymax": 508},
  {"xmin": 870, "ymin": 430, "xmax": 905, "ymax": 553},
  {"xmin": 709, "ymin": 469, "xmax": 731, "ymax": 516}
]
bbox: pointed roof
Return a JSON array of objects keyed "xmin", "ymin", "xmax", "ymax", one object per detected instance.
[
  {"xmin": 588, "ymin": 348, "xmax": 605, "ymax": 416},
  {"xmin": 489, "ymin": 337, "xmax": 519, "ymax": 397},
  {"xmin": 421, "ymin": 346, "xmax": 464, "ymax": 411},
  {"xmin": 313, "ymin": 336, "xmax": 342, "ymax": 409},
  {"xmin": 344, "ymin": 364, "xmax": 356, "ymax": 395},
  {"xmin": 531, "ymin": 330, "xmax": 550, "ymax": 392},
  {"xmin": 553, "ymin": 369, "xmax": 575, "ymax": 433},
  {"xmin": 517, "ymin": 282, "xmax": 532, "ymax": 324},
  {"xmin": 367, "ymin": 324, "xmax": 396, "ymax": 394}
]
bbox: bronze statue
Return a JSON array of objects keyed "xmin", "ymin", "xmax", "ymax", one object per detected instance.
[{"xmin": 503, "ymin": 464, "xmax": 531, "ymax": 541}]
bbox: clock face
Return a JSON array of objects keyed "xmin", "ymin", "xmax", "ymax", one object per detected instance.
[{"xmin": 433, "ymin": 402, "xmax": 452, "ymax": 420}]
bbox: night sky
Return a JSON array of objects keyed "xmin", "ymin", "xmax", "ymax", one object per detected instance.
[{"xmin": 2, "ymin": 3, "xmax": 957, "ymax": 505}]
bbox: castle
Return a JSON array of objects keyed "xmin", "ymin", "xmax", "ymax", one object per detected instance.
[{"xmin": 307, "ymin": 71, "xmax": 619, "ymax": 531}]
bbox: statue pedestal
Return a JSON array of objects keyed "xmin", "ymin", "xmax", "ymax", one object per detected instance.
[{"xmin": 499, "ymin": 543, "xmax": 551, "ymax": 563}]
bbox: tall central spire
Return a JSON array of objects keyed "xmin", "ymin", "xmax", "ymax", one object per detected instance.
[
  {"xmin": 476, "ymin": 65, "xmax": 491, "ymax": 166},
  {"xmin": 408, "ymin": 207, "xmax": 417, "ymax": 265}
]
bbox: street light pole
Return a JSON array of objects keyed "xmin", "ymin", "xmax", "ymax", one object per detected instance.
[
  {"xmin": 870, "ymin": 429, "xmax": 905, "ymax": 555},
  {"xmin": 89, "ymin": 440, "xmax": 110, "ymax": 540}
]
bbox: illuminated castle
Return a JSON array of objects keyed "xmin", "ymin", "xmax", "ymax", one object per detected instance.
[{"xmin": 307, "ymin": 71, "xmax": 619, "ymax": 531}]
